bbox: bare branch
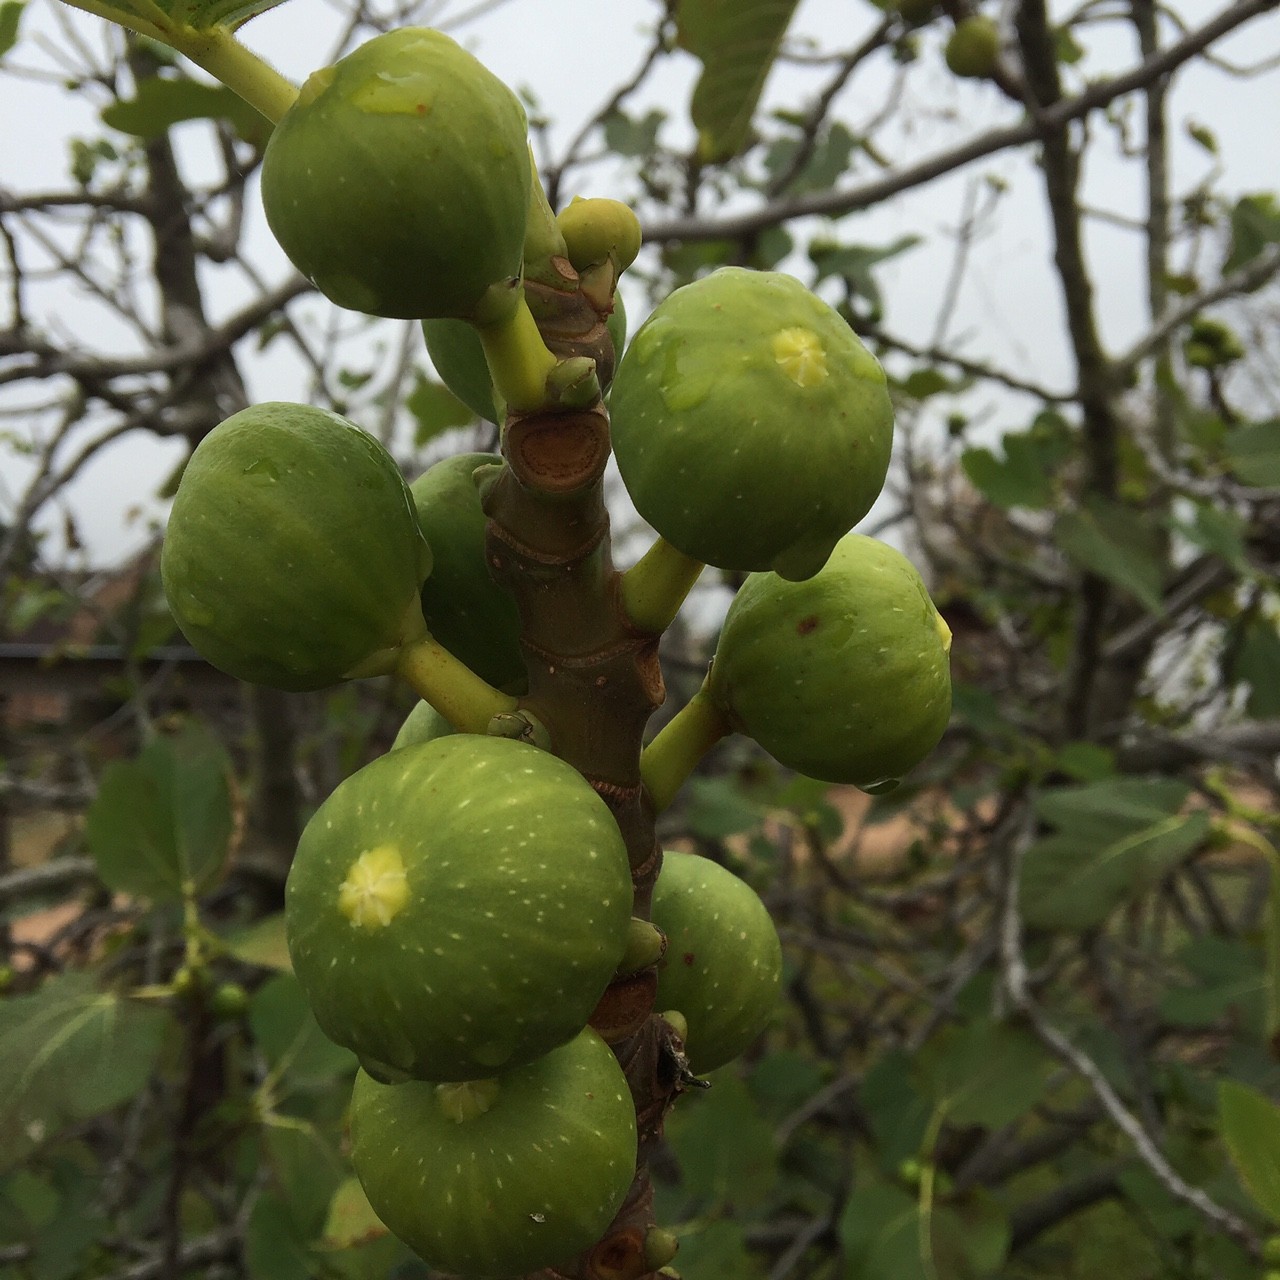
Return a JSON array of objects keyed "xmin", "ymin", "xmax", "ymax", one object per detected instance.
[{"xmin": 641, "ymin": 0, "xmax": 1278, "ymax": 245}]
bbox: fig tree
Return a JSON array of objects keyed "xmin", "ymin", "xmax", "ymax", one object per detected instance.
[
  {"xmin": 161, "ymin": 402, "xmax": 430, "ymax": 692},
  {"xmin": 651, "ymin": 851, "xmax": 782, "ymax": 1073},
  {"xmin": 261, "ymin": 28, "xmax": 530, "ymax": 320},
  {"xmin": 285, "ymin": 735, "xmax": 633, "ymax": 1081},
  {"xmin": 709, "ymin": 533, "xmax": 952, "ymax": 789},
  {"xmin": 351, "ymin": 1027, "xmax": 637, "ymax": 1276},
  {"xmin": 609, "ymin": 267, "xmax": 894, "ymax": 580},
  {"xmin": 410, "ymin": 451, "xmax": 527, "ymax": 692}
]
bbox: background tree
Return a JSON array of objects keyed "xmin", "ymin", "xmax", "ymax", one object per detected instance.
[{"xmin": 1, "ymin": 0, "xmax": 1279, "ymax": 1277}]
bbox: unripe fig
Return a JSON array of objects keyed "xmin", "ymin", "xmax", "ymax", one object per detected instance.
[
  {"xmin": 709, "ymin": 533, "xmax": 952, "ymax": 789},
  {"xmin": 351, "ymin": 1027, "xmax": 636, "ymax": 1276},
  {"xmin": 945, "ymin": 15, "xmax": 1001, "ymax": 78},
  {"xmin": 389, "ymin": 699, "xmax": 454, "ymax": 751},
  {"xmin": 410, "ymin": 452, "xmax": 527, "ymax": 692},
  {"xmin": 651, "ymin": 851, "xmax": 782, "ymax": 1073},
  {"xmin": 556, "ymin": 197, "xmax": 643, "ymax": 272},
  {"xmin": 261, "ymin": 28, "xmax": 530, "ymax": 320},
  {"xmin": 161, "ymin": 403, "xmax": 430, "ymax": 692},
  {"xmin": 422, "ymin": 318, "xmax": 503, "ymax": 423},
  {"xmin": 285, "ymin": 735, "xmax": 633, "ymax": 1081},
  {"xmin": 609, "ymin": 268, "xmax": 894, "ymax": 580}
]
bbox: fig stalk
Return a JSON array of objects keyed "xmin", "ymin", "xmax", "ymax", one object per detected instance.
[
  {"xmin": 639, "ymin": 679, "xmax": 733, "ymax": 812},
  {"xmin": 620, "ymin": 537, "xmax": 706, "ymax": 635},
  {"xmin": 395, "ymin": 633, "xmax": 519, "ymax": 733},
  {"xmin": 475, "ymin": 292, "xmax": 562, "ymax": 412},
  {"xmin": 173, "ymin": 29, "xmax": 299, "ymax": 124}
]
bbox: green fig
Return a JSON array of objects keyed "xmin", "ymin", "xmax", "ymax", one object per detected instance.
[
  {"xmin": 709, "ymin": 533, "xmax": 952, "ymax": 789},
  {"xmin": 350, "ymin": 1027, "xmax": 636, "ymax": 1276},
  {"xmin": 261, "ymin": 28, "xmax": 530, "ymax": 320},
  {"xmin": 556, "ymin": 197, "xmax": 643, "ymax": 272},
  {"xmin": 285, "ymin": 735, "xmax": 633, "ymax": 1082},
  {"xmin": 389, "ymin": 699, "xmax": 454, "ymax": 750},
  {"xmin": 422, "ymin": 318, "xmax": 503, "ymax": 423},
  {"xmin": 651, "ymin": 851, "xmax": 782, "ymax": 1073},
  {"xmin": 410, "ymin": 452, "xmax": 527, "ymax": 692},
  {"xmin": 609, "ymin": 268, "xmax": 894, "ymax": 580},
  {"xmin": 161, "ymin": 402, "xmax": 430, "ymax": 692},
  {"xmin": 945, "ymin": 16, "xmax": 1001, "ymax": 78}
]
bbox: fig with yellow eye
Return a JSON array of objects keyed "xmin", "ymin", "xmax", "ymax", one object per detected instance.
[{"xmin": 609, "ymin": 268, "xmax": 894, "ymax": 581}]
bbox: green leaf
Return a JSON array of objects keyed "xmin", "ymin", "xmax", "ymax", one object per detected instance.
[
  {"xmin": 85, "ymin": 721, "xmax": 233, "ymax": 901},
  {"xmin": 245, "ymin": 1191, "xmax": 315, "ymax": 1280},
  {"xmin": 684, "ymin": 775, "xmax": 766, "ymax": 840},
  {"xmin": 1219, "ymin": 1079, "xmax": 1280, "ymax": 1222},
  {"xmin": 761, "ymin": 120, "xmax": 857, "ymax": 195},
  {"xmin": 1169, "ymin": 502, "xmax": 1250, "ymax": 573},
  {"xmin": 1034, "ymin": 776, "xmax": 1189, "ymax": 842},
  {"xmin": 1231, "ymin": 619, "xmax": 1280, "ymax": 718},
  {"xmin": 1267, "ymin": 848, "xmax": 1280, "ymax": 1041},
  {"xmin": 666, "ymin": 1072, "xmax": 777, "ymax": 1209},
  {"xmin": 861, "ymin": 1049, "xmax": 933, "ymax": 1167},
  {"xmin": 322, "ymin": 1178, "xmax": 389, "ymax": 1250},
  {"xmin": 0, "ymin": 974, "xmax": 169, "ymax": 1172},
  {"xmin": 1056, "ymin": 499, "xmax": 1166, "ymax": 612},
  {"xmin": 1224, "ymin": 420, "xmax": 1280, "ymax": 488},
  {"xmin": 1222, "ymin": 194, "xmax": 1280, "ymax": 275},
  {"xmin": 224, "ymin": 912, "xmax": 292, "ymax": 972},
  {"xmin": 675, "ymin": 0, "xmax": 802, "ymax": 162},
  {"xmin": 1159, "ymin": 936, "xmax": 1265, "ymax": 1030},
  {"xmin": 602, "ymin": 107, "xmax": 664, "ymax": 158},
  {"xmin": 248, "ymin": 973, "xmax": 355, "ymax": 1092},
  {"xmin": 961, "ymin": 436, "xmax": 1055, "ymax": 509},
  {"xmin": 809, "ymin": 236, "xmax": 920, "ymax": 319},
  {"xmin": 840, "ymin": 1181, "xmax": 969, "ymax": 1280},
  {"xmin": 1186, "ymin": 120, "xmax": 1218, "ymax": 154},
  {"xmin": 405, "ymin": 373, "xmax": 474, "ymax": 446},
  {"xmin": 1021, "ymin": 808, "xmax": 1211, "ymax": 931},
  {"xmin": 101, "ymin": 74, "xmax": 268, "ymax": 145},
  {"xmin": 0, "ymin": 1, "xmax": 25, "ymax": 59},
  {"xmin": 915, "ymin": 1019, "xmax": 1049, "ymax": 1129},
  {"xmin": 673, "ymin": 1218, "xmax": 765, "ymax": 1280}
]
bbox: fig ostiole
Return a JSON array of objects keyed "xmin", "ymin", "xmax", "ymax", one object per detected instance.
[
  {"xmin": 285, "ymin": 734, "xmax": 633, "ymax": 1082},
  {"xmin": 160, "ymin": 402, "xmax": 430, "ymax": 693},
  {"xmin": 261, "ymin": 28, "xmax": 530, "ymax": 320},
  {"xmin": 609, "ymin": 267, "xmax": 894, "ymax": 580},
  {"xmin": 351, "ymin": 1026, "xmax": 637, "ymax": 1277},
  {"xmin": 651, "ymin": 851, "xmax": 782, "ymax": 1074},
  {"xmin": 709, "ymin": 532, "xmax": 953, "ymax": 789}
]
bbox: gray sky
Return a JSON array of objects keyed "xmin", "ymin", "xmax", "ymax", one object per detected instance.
[{"xmin": 1, "ymin": 0, "xmax": 1278, "ymax": 566}]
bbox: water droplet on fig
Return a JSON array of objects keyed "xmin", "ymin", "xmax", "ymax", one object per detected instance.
[
  {"xmin": 179, "ymin": 591, "xmax": 214, "ymax": 628},
  {"xmin": 241, "ymin": 457, "xmax": 278, "ymax": 483},
  {"xmin": 862, "ymin": 778, "xmax": 901, "ymax": 796}
]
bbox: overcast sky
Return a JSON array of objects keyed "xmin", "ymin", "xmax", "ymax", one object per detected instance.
[{"xmin": 1, "ymin": 0, "xmax": 1278, "ymax": 566}]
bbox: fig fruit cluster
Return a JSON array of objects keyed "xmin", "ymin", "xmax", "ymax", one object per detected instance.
[{"xmin": 154, "ymin": 19, "xmax": 955, "ymax": 1277}]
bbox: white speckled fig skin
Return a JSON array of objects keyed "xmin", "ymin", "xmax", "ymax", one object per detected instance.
[
  {"xmin": 651, "ymin": 851, "xmax": 782, "ymax": 1074},
  {"xmin": 709, "ymin": 533, "xmax": 952, "ymax": 789},
  {"xmin": 351, "ymin": 1027, "xmax": 637, "ymax": 1276},
  {"xmin": 609, "ymin": 267, "xmax": 894, "ymax": 581},
  {"xmin": 285, "ymin": 735, "xmax": 633, "ymax": 1082}
]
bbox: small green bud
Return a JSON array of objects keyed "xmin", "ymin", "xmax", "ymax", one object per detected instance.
[
  {"xmin": 660, "ymin": 1009, "xmax": 689, "ymax": 1045},
  {"xmin": 618, "ymin": 919, "xmax": 667, "ymax": 975},
  {"xmin": 644, "ymin": 1228, "xmax": 680, "ymax": 1269},
  {"xmin": 210, "ymin": 982, "xmax": 249, "ymax": 1019}
]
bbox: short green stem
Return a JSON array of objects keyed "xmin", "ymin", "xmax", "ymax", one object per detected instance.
[
  {"xmin": 474, "ymin": 293, "xmax": 560, "ymax": 413},
  {"xmin": 169, "ymin": 28, "xmax": 299, "ymax": 124},
  {"xmin": 395, "ymin": 635, "xmax": 519, "ymax": 734},
  {"xmin": 640, "ymin": 680, "xmax": 733, "ymax": 812},
  {"xmin": 620, "ymin": 536, "xmax": 706, "ymax": 634}
]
